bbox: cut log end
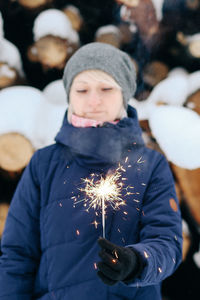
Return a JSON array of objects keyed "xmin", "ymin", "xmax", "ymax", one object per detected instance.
[
  {"xmin": 143, "ymin": 61, "xmax": 169, "ymax": 87},
  {"xmin": 0, "ymin": 133, "xmax": 34, "ymax": 173},
  {"xmin": 136, "ymin": 89, "xmax": 151, "ymax": 101},
  {"xmin": 186, "ymin": 0, "xmax": 200, "ymax": 10},
  {"xmin": 18, "ymin": 0, "xmax": 53, "ymax": 10},
  {"xmin": 0, "ymin": 62, "xmax": 18, "ymax": 89},
  {"xmin": 116, "ymin": 0, "xmax": 140, "ymax": 7},
  {"xmin": 0, "ymin": 203, "xmax": 9, "ymax": 238},
  {"xmin": 118, "ymin": 23, "xmax": 133, "ymax": 45},
  {"xmin": 63, "ymin": 6, "xmax": 83, "ymax": 32},
  {"xmin": 27, "ymin": 35, "xmax": 78, "ymax": 70},
  {"xmin": 171, "ymin": 164, "xmax": 200, "ymax": 226},
  {"xmin": 95, "ymin": 32, "xmax": 121, "ymax": 49},
  {"xmin": 182, "ymin": 231, "xmax": 191, "ymax": 261},
  {"xmin": 186, "ymin": 90, "xmax": 200, "ymax": 115}
]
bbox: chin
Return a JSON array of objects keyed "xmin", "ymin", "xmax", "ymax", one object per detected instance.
[{"xmin": 85, "ymin": 112, "xmax": 106, "ymax": 120}]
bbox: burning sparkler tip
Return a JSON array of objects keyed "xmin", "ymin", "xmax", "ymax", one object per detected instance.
[{"xmin": 73, "ymin": 165, "xmax": 134, "ymax": 238}]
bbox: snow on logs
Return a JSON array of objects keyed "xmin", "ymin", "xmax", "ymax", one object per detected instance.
[
  {"xmin": 95, "ymin": 25, "xmax": 122, "ymax": 48},
  {"xmin": 129, "ymin": 66, "xmax": 200, "ymax": 225},
  {"xmin": 94, "ymin": 23, "xmax": 137, "ymax": 50},
  {"xmin": 0, "ymin": 14, "xmax": 24, "ymax": 89},
  {"xmin": 0, "ymin": 86, "xmax": 46, "ymax": 175},
  {"xmin": 176, "ymin": 31, "xmax": 200, "ymax": 60},
  {"xmin": 41, "ymin": 79, "xmax": 67, "ymax": 145},
  {"xmin": 148, "ymin": 105, "xmax": 200, "ymax": 170},
  {"xmin": 0, "ymin": 82, "xmax": 68, "ymax": 175},
  {"xmin": 27, "ymin": 9, "xmax": 80, "ymax": 71},
  {"xmin": 129, "ymin": 69, "xmax": 200, "ymax": 170}
]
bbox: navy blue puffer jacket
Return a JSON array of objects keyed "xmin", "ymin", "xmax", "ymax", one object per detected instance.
[{"xmin": 0, "ymin": 106, "xmax": 182, "ymax": 300}]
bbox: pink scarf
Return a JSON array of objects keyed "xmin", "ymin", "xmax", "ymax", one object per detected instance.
[{"xmin": 71, "ymin": 114, "xmax": 119, "ymax": 128}]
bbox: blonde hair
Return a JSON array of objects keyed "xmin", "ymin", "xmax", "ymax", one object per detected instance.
[{"xmin": 76, "ymin": 69, "xmax": 122, "ymax": 90}]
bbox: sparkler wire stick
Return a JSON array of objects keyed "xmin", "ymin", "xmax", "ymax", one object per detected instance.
[{"xmin": 102, "ymin": 196, "xmax": 105, "ymax": 238}]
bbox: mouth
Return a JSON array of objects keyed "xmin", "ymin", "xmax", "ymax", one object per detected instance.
[{"xmin": 86, "ymin": 111, "xmax": 104, "ymax": 115}]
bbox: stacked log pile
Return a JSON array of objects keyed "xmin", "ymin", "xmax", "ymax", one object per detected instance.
[{"xmin": 0, "ymin": 1, "xmax": 200, "ymax": 298}]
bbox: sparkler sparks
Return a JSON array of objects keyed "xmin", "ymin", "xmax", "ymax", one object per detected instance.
[
  {"xmin": 94, "ymin": 262, "xmax": 97, "ymax": 270},
  {"xmin": 137, "ymin": 156, "xmax": 145, "ymax": 164},
  {"xmin": 73, "ymin": 164, "xmax": 129, "ymax": 238},
  {"xmin": 91, "ymin": 220, "xmax": 100, "ymax": 229}
]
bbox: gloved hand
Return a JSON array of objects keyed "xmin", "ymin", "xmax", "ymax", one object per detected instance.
[{"xmin": 97, "ymin": 237, "xmax": 142, "ymax": 286}]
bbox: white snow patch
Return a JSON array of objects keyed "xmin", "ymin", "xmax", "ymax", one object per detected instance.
[
  {"xmin": 33, "ymin": 9, "xmax": 79, "ymax": 44},
  {"xmin": 151, "ymin": 0, "xmax": 164, "ymax": 21},
  {"xmin": 129, "ymin": 97, "xmax": 156, "ymax": 121},
  {"xmin": 168, "ymin": 67, "xmax": 188, "ymax": 78},
  {"xmin": 182, "ymin": 219, "xmax": 190, "ymax": 236},
  {"xmin": 186, "ymin": 102, "xmax": 196, "ymax": 109},
  {"xmin": 36, "ymin": 101, "xmax": 66, "ymax": 146},
  {"xmin": 0, "ymin": 64, "xmax": 16, "ymax": 78},
  {"xmin": 38, "ymin": 80, "xmax": 68, "ymax": 145},
  {"xmin": 187, "ymin": 71, "xmax": 200, "ymax": 95},
  {"xmin": 0, "ymin": 85, "xmax": 68, "ymax": 148},
  {"xmin": 193, "ymin": 244, "xmax": 200, "ymax": 268},
  {"xmin": 120, "ymin": 5, "xmax": 132, "ymax": 22},
  {"xmin": 129, "ymin": 23, "xmax": 137, "ymax": 33},
  {"xmin": 129, "ymin": 68, "xmax": 192, "ymax": 121},
  {"xmin": 43, "ymin": 79, "xmax": 66, "ymax": 105},
  {"xmin": 185, "ymin": 33, "xmax": 200, "ymax": 43},
  {"xmin": 148, "ymin": 105, "xmax": 200, "ymax": 169},
  {"xmin": 146, "ymin": 74, "xmax": 189, "ymax": 106},
  {"xmin": 0, "ymin": 12, "xmax": 4, "ymax": 40},
  {"xmin": 0, "ymin": 86, "xmax": 46, "ymax": 149},
  {"xmin": 95, "ymin": 25, "xmax": 120, "ymax": 37},
  {"xmin": 0, "ymin": 38, "xmax": 24, "ymax": 76}
]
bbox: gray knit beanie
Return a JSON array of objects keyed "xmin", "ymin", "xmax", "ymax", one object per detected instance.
[{"xmin": 63, "ymin": 42, "xmax": 136, "ymax": 108}]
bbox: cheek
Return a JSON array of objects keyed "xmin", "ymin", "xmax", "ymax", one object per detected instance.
[
  {"xmin": 107, "ymin": 94, "xmax": 123, "ymax": 109},
  {"xmin": 70, "ymin": 93, "xmax": 85, "ymax": 114}
]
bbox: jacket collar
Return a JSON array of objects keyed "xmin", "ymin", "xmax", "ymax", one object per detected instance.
[{"xmin": 55, "ymin": 105, "xmax": 144, "ymax": 167}]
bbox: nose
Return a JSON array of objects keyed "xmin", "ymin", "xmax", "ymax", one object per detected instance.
[{"xmin": 87, "ymin": 90, "xmax": 102, "ymax": 108}]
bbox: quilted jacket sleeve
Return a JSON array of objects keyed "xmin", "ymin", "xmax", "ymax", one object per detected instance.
[
  {"xmin": 127, "ymin": 154, "xmax": 183, "ymax": 287},
  {"xmin": 0, "ymin": 151, "xmax": 41, "ymax": 299}
]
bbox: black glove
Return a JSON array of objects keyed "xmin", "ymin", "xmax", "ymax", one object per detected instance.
[{"xmin": 97, "ymin": 237, "xmax": 142, "ymax": 286}]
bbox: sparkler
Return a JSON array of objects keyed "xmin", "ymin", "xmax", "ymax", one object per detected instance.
[{"xmin": 74, "ymin": 165, "xmax": 128, "ymax": 238}]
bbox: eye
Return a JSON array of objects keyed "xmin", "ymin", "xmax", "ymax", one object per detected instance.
[
  {"xmin": 76, "ymin": 89, "xmax": 87, "ymax": 93},
  {"xmin": 102, "ymin": 87, "xmax": 113, "ymax": 91}
]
